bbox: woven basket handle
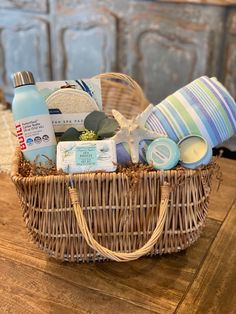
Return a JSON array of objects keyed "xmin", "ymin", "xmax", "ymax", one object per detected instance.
[
  {"xmin": 93, "ymin": 72, "xmax": 148, "ymax": 111},
  {"xmin": 69, "ymin": 182, "xmax": 170, "ymax": 262}
]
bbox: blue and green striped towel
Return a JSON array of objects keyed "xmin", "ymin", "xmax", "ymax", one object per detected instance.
[{"xmin": 146, "ymin": 76, "xmax": 236, "ymax": 147}]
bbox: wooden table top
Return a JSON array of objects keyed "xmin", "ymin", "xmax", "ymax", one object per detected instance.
[
  {"xmin": 160, "ymin": 0, "xmax": 236, "ymax": 6},
  {"xmin": 0, "ymin": 157, "xmax": 235, "ymax": 314}
]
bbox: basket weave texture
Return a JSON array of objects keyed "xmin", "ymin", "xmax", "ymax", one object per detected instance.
[
  {"xmin": 93, "ymin": 72, "xmax": 149, "ymax": 118},
  {"xmin": 11, "ymin": 73, "xmax": 215, "ymax": 262}
]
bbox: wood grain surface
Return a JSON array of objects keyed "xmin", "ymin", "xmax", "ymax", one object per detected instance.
[
  {"xmin": 208, "ymin": 157, "xmax": 236, "ymax": 221},
  {"xmin": 176, "ymin": 203, "xmax": 236, "ymax": 314},
  {"xmin": 0, "ymin": 157, "xmax": 235, "ymax": 314},
  {"xmin": 159, "ymin": 0, "xmax": 236, "ymax": 6}
]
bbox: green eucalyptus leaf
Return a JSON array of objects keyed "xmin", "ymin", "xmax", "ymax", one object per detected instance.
[
  {"xmin": 97, "ymin": 118, "xmax": 119, "ymax": 139},
  {"xmin": 84, "ymin": 111, "xmax": 107, "ymax": 132},
  {"xmin": 59, "ymin": 127, "xmax": 81, "ymax": 142}
]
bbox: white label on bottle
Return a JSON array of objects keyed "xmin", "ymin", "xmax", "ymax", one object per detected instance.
[{"xmin": 15, "ymin": 114, "xmax": 56, "ymax": 152}]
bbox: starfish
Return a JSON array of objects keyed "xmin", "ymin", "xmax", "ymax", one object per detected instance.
[{"xmin": 112, "ymin": 104, "xmax": 166, "ymax": 163}]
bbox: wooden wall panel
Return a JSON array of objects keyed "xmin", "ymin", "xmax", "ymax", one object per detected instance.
[
  {"xmin": 52, "ymin": 7, "xmax": 117, "ymax": 80},
  {"xmin": 223, "ymin": 10, "xmax": 236, "ymax": 100},
  {"xmin": 0, "ymin": 0, "xmax": 48, "ymax": 13},
  {"xmin": 125, "ymin": 13, "xmax": 214, "ymax": 103},
  {"xmin": 0, "ymin": 0, "xmax": 232, "ymax": 103},
  {"xmin": 0, "ymin": 14, "xmax": 51, "ymax": 97}
]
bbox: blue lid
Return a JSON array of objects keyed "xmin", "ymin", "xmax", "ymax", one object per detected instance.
[{"xmin": 146, "ymin": 138, "xmax": 180, "ymax": 170}]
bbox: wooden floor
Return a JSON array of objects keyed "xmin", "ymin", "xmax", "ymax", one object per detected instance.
[{"xmin": 0, "ymin": 157, "xmax": 235, "ymax": 314}]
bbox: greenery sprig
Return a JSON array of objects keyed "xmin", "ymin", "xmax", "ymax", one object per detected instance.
[
  {"xmin": 58, "ymin": 110, "xmax": 119, "ymax": 142},
  {"xmin": 84, "ymin": 111, "xmax": 119, "ymax": 139}
]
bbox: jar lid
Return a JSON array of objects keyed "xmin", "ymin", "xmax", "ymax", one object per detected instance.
[
  {"xmin": 178, "ymin": 135, "xmax": 212, "ymax": 169},
  {"xmin": 146, "ymin": 138, "xmax": 180, "ymax": 170}
]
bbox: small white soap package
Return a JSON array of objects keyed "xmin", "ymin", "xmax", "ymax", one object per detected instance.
[{"xmin": 57, "ymin": 139, "xmax": 117, "ymax": 173}]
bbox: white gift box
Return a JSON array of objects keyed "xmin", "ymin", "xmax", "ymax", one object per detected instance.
[{"xmin": 57, "ymin": 139, "xmax": 117, "ymax": 173}]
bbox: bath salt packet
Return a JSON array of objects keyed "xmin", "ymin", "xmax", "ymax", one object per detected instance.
[{"xmin": 36, "ymin": 79, "xmax": 102, "ymax": 135}]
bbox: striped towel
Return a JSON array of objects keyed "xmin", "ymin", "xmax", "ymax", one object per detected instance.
[{"xmin": 146, "ymin": 76, "xmax": 236, "ymax": 147}]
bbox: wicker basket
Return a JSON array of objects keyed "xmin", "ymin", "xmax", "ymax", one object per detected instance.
[
  {"xmin": 93, "ymin": 72, "xmax": 149, "ymax": 118},
  {"xmin": 11, "ymin": 73, "xmax": 216, "ymax": 262}
]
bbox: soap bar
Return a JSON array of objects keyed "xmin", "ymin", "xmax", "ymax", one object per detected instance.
[{"xmin": 57, "ymin": 140, "xmax": 117, "ymax": 173}]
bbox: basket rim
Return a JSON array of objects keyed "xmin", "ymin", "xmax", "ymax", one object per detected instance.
[{"xmin": 11, "ymin": 147, "xmax": 216, "ymax": 184}]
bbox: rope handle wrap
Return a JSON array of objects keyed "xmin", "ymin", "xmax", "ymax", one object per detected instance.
[{"xmin": 69, "ymin": 182, "xmax": 170, "ymax": 262}]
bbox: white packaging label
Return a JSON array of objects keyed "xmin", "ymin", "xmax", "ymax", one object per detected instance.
[
  {"xmin": 50, "ymin": 112, "xmax": 90, "ymax": 130},
  {"xmin": 15, "ymin": 114, "xmax": 56, "ymax": 152},
  {"xmin": 57, "ymin": 140, "xmax": 117, "ymax": 173}
]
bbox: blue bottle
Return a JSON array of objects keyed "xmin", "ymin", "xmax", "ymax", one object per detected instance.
[{"xmin": 12, "ymin": 71, "xmax": 56, "ymax": 164}]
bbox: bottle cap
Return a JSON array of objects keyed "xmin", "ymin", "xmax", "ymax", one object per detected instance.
[
  {"xmin": 13, "ymin": 71, "xmax": 35, "ymax": 88},
  {"xmin": 146, "ymin": 138, "xmax": 180, "ymax": 170}
]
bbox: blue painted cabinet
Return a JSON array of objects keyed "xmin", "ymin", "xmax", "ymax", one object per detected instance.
[{"xmin": 0, "ymin": 0, "xmax": 234, "ymax": 104}]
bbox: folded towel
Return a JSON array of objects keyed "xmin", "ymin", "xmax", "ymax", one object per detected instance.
[
  {"xmin": 146, "ymin": 76, "xmax": 236, "ymax": 147},
  {"xmin": 0, "ymin": 106, "xmax": 17, "ymax": 174}
]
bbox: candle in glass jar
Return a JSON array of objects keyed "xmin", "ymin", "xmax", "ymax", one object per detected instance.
[{"xmin": 178, "ymin": 135, "xmax": 212, "ymax": 169}]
